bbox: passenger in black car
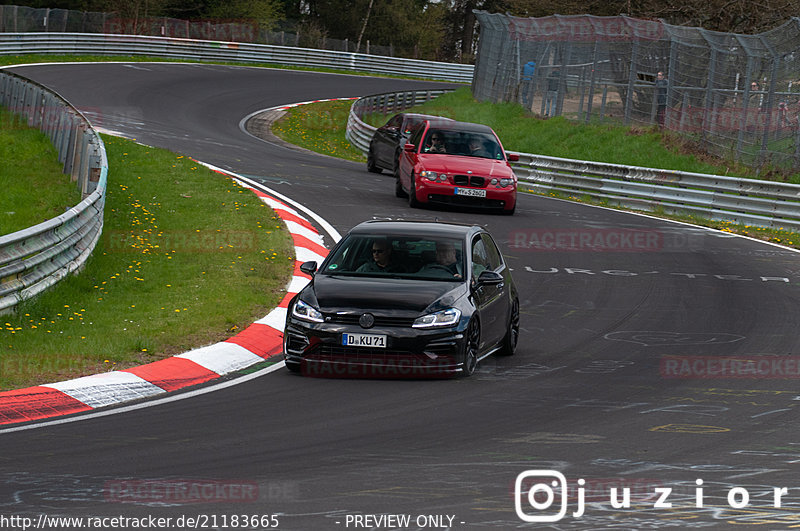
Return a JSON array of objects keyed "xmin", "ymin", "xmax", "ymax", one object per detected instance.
[{"xmin": 418, "ymin": 241, "xmax": 463, "ymax": 279}]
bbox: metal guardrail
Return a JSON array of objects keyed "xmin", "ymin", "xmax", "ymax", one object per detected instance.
[
  {"xmin": 0, "ymin": 70, "xmax": 107, "ymax": 313},
  {"xmin": 347, "ymin": 91, "xmax": 800, "ymax": 231},
  {"xmin": 346, "ymin": 89, "xmax": 455, "ymax": 152},
  {"xmin": 0, "ymin": 33, "xmax": 474, "ymax": 83}
]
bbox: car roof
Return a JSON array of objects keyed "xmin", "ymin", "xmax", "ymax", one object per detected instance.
[
  {"xmin": 348, "ymin": 219, "xmax": 483, "ymax": 239},
  {"xmin": 400, "ymin": 113, "xmax": 454, "ymax": 125},
  {"xmin": 423, "ymin": 120, "xmax": 495, "ymax": 134}
]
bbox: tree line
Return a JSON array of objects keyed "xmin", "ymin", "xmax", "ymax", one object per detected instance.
[{"xmin": 11, "ymin": 0, "xmax": 800, "ymax": 62}]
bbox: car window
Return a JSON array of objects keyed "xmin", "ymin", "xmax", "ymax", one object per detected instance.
[
  {"xmin": 408, "ymin": 126, "xmax": 425, "ymax": 150},
  {"xmin": 480, "ymin": 233, "xmax": 503, "ymax": 270},
  {"xmin": 466, "ymin": 133, "xmax": 503, "ymax": 160},
  {"xmin": 471, "ymin": 237, "xmax": 490, "ymax": 278},
  {"xmin": 320, "ymin": 234, "xmax": 464, "ymax": 281},
  {"xmin": 387, "ymin": 115, "xmax": 402, "ymax": 129},
  {"xmin": 422, "ymin": 129, "xmax": 449, "ymax": 154},
  {"xmin": 402, "ymin": 116, "xmax": 420, "ymax": 134}
]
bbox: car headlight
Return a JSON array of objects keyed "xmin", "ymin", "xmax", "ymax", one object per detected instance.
[
  {"xmin": 292, "ymin": 300, "xmax": 324, "ymax": 323},
  {"xmin": 412, "ymin": 308, "xmax": 461, "ymax": 328},
  {"xmin": 499, "ymin": 178, "xmax": 512, "ymax": 187},
  {"xmin": 420, "ymin": 170, "xmax": 442, "ymax": 181}
]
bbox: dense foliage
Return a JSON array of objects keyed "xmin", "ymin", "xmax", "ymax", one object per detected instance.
[{"xmin": 10, "ymin": 0, "xmax": 800, "ymax": 62}]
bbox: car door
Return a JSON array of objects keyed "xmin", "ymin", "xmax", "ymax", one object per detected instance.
[
  {"xmin": 398, "ymin": 123, "xmax": 425, "ymax": 189},
  {"xmin": 375, "ymin": 115, "xmax": 403, "ymax": 168},
  {"xmin": 470, "ymin": 234, "xmax": 507, "ymax": 350}
]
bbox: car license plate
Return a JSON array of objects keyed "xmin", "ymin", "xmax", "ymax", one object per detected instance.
[
  {"xmin": 454, "ymin": 187, "xmax": 487, "ymax": 198},
  {"xmin": 342, "ymin": 333, "xmax": 387, "ymax": 348}
]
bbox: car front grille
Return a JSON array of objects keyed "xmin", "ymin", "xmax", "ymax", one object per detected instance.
[
  {"xmin": 453, "ymin": 175, "xmax": 486, "ymax": 187},
  {"xmin": 325, "ymin": 314, "xmax": 416, "ymax": 327}
]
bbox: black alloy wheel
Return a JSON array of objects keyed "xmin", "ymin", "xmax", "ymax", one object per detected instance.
[
  {"xmin": 498, "ymin": 298, "xmax": 519, "ymax": 356},
  {"xmin": 461, "ymin": 318, "xmax": 480, "ymax": 377}
]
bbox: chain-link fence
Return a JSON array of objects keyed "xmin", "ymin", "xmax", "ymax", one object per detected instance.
[
  {"xmin": 0, "ymin": 5, "xmax": 395, "ymax": 56},
  {"xmin": 473, "ymin": 10, "xmax": 800, "ymax": 171}
]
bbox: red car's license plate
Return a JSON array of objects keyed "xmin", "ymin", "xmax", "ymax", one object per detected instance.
[{"xmin": 454, "ymin": 187, "xmax": 487, "ymax": 198}]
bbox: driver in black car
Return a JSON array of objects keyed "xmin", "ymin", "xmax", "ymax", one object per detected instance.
[
  {"xmin": 418, "ymin": 241, "xmax": 463, "ymax": 279},
  {"xmin": 357, "ymin": 238, "xmax": 404, "ymax": 273}
]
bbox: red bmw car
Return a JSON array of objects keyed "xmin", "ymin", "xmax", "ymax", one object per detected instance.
[{"xmin": 395, "ymin": 120, "xmax": 519, "ymax": 214}]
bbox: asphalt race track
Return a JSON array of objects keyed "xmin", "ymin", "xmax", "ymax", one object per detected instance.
[{"xmin": 3, "ymin": 63, "xmax": 800, "ymax": 529}]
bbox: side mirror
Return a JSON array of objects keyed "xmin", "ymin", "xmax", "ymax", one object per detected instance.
[
  {"xmin": 403, "ymin": 143, "xmax": 416, "ymax": 152},
  {"xmin": 476, "ymin": 270, "xmax": 503, "ymax": 286},
  {"xmin": 299, "ymin": 261, "xmax": 318, "ymax": 275},
  {"xmin": 507, "ymin": 153, "xmax": 520, "ymax": 162}
]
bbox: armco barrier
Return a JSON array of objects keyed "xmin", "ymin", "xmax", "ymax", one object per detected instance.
[
  {"xmin": 346, "ymin": 92, "xmax": 800, "ymax": 231},
  {"xmin": 0, "ymin": 70, "xmax": 107, "ymax": 313},
  {"xmin": 0, "ymin": 33, "xmax": 474, "ymax": 83},
  {"xmin": 345, "ymin": 89, "xmax": 455, "ymax": 153}
]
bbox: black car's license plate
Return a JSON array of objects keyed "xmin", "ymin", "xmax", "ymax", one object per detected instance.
[{"xmin": 342, "ymin": 333, "xmax": 387, "ymax": 348}]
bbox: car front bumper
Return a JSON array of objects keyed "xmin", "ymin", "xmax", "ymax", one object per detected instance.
[
  {"xmin": 283, "ymin": 318, "xmax": 468, "ymax": 378},
  {"xmin": 416, "ymin": 180, "xmax": 516, "ymax": 211}
]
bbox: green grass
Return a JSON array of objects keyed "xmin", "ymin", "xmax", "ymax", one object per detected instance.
[
  {"xmin": 272, "ymin": 99, "xmax": 366, "ymax": 162},
  {"xmin": 0, "ymin": 107, "xmax": 82, "ymax": 235},
  {"xmin": 364, "ymin": 88, "xmax": 762, "ymax": 178},
  {"xmin": 1, "ymin": 136, "xmax": 293, "ymax": 390}
]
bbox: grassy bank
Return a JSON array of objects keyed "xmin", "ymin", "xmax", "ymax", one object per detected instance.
[
  {"xmin": 0, "ymin": 107, "xmax": 82, "ymax": 235},
  {"xmin": 272, "ymin": 88, "xmax": 800, "ymax": 249},
  {"xmin": 1, "ymin": 136, "xmax": 293, "ymax": 390}
]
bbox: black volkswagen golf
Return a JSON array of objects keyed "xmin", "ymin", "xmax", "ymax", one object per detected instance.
[{"xmin": 283, "ymin": 220, "xmax": 519, "ymax": 378}]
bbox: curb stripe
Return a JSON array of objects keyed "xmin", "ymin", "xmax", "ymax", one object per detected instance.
[
  {"xmin": 225, "ymin": 323, "xmax": 284, "ymax": 359},
  {"xmin": 123, "ymin": 357, "xmax": 220, "ymax": 392},
  {"xmin": 46, "ymin": 372, "xmax": 166, "ymax": 409},
  {"xmin": 0, "ymin": 174, "xmax": 330, "ymax": 427},
  {"xmin": 0, "ymin": 387, "xmax": 92, "ymax": 425}
]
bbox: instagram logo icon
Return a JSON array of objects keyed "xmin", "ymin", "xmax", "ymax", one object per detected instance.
[{"xmin": 514, "ymin": 470, "xmax": 568, "ymax": 522}]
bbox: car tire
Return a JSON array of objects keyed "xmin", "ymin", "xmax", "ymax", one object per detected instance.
[
  {"xmin": 395, "ymin": 176, "xmax": 407, "ymax": 198},
  {"xmin": 408, "ymin": 173, "xmax": 421, "ymax": 208},
  {"xmin": 367, "ymin": 147, "xmax": 382, "ymax": 174},
  {"xmin": 285, "ymin": 359, "xmax": 302, "ymax": 373},
  {"xmin": 498, "ymin": 298, "xmax": 519, "ymax": 356},
  {"xmin": 461, "ymin": 318, "xmax": 480, "ymax": 377},
  {"xmin": 392, "ymin": 149, "xmax": 402, "ymax": 175}
]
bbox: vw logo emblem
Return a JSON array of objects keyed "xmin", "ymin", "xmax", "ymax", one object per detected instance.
[{"xmin": 359, "ymin": 313, "xmax": 375, "ymax": 329}]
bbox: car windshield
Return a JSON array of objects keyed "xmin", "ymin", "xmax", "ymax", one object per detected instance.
[
  {"xmin": 421, "ymin": 130, "xmax": 503, "ymax": 160},
  {"xmin": 320, "ymin": 234, "xmax": 465, "ymax": 282}
]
